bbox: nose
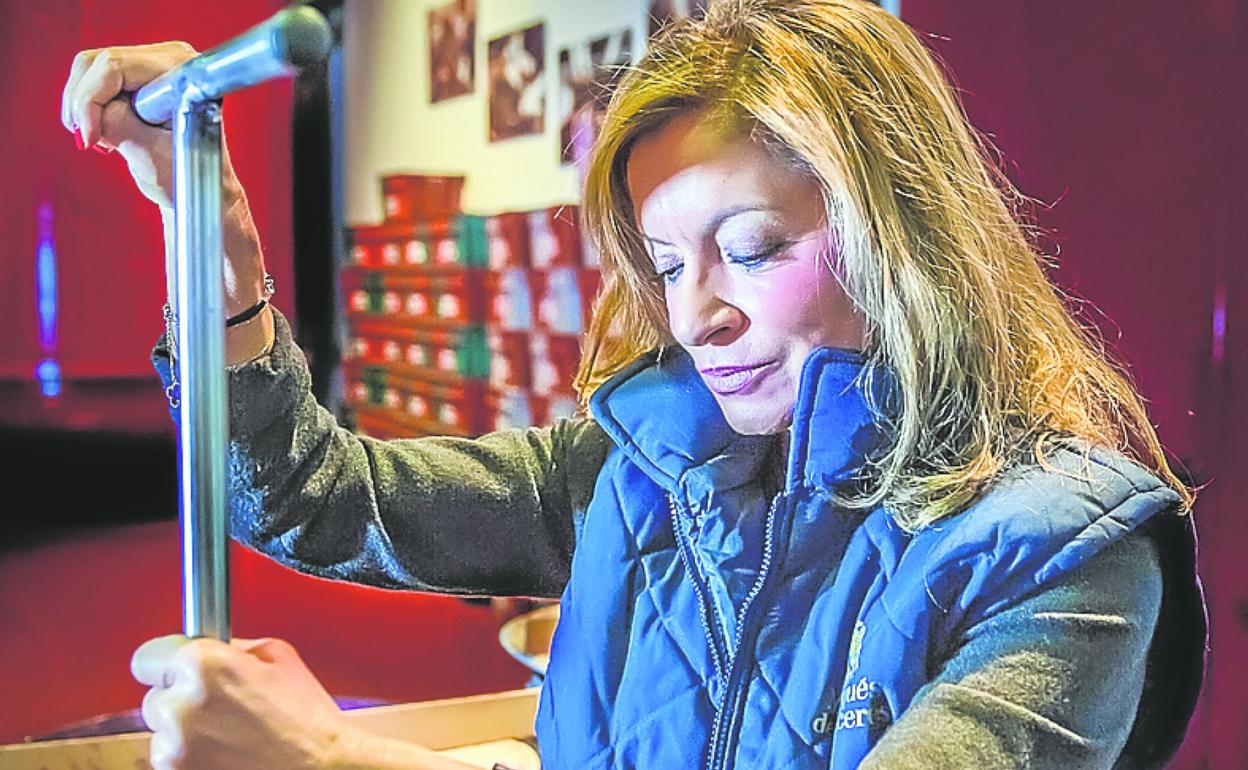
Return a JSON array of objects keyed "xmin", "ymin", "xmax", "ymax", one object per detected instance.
[{"xmin": 667, "ymin": 263, "xmax": 747, "ymax": 348}]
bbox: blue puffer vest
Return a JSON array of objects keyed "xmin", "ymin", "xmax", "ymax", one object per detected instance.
[{"xmin": 534, "ymin": 346, "xmax": 1205, "ymax": 769}]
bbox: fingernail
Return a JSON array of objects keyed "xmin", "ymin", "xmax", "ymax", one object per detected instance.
[
  {"xmin": 93, "ymin": 145, "xmax": 112, "ymax": 155},
  {"xmin": 74, "ymin": 131, "xmax": 85, "ymax": 150}
]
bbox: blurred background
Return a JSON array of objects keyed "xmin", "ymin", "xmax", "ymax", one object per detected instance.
[{"xmin": 0, "ymin": 0, "xmax": 1243, "ymax": 766}]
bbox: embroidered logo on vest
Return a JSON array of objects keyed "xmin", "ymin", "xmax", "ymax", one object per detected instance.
[
  {"xmin": 846, "ymin": 620, "xmax": 866, "ymax": 678},
  {"xmin": 811, "ymin": 620, "xmax": 893, "ymax": 737}
]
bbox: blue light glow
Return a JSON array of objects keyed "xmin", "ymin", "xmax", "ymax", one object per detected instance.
[
  {"xmin": 35, "ymin": 202, "xmax": 60, "ymax": 399},
  {"xmin": 1212, "ymin": 288, "xmax": 1227, "ymax": 365},
  {"xmin": 36, "ymin": 203, "xmax": 58, "ymax": 351},
  {"xmin": 36, "ymin": 358, "xmax": 62, "ymax": 398}
]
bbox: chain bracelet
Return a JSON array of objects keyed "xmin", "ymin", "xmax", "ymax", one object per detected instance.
[
  {"xmin": 161, "ymin": 274, "xmax": 272, "ymax": 411},
  {"xmin": 162, "ymin": 302, "xmax": 180, "ymax": 410}
]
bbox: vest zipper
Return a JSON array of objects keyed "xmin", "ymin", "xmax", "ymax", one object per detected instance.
[
  {"xmin": 669, "ymin": 492, "xmax": 784, "ymax": 770},
  {"xmin": 669, "ymin": 496, "xmax": 730, "ymax": 686}
]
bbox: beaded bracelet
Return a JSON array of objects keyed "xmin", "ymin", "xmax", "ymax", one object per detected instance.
[
  {"xmin": 226, "ymin": 298, "xmax": 268, "ymax": 327},
  {"xmin": 226, "ymin": 273, "xmax": 277, "ymax": 327}
]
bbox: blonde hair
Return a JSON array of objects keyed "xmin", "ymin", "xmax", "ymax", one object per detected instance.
[{"xmin": 574, "ymin": 0, "xmax": 1193, "ymax": 529}]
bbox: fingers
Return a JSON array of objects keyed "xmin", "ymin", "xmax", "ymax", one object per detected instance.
[
  {"xmin": 131, "ymin": 634, "xmax": 194, "ymax": 687},
  {"xmin": 136, "ymin": 637, "xmax": 196, "ymax": 770},
  {"xmin": 61, "ymin": 49, "xmax": 96, "ymax": 132},
  {"xmin": 134, "ymin": 635, "xmax": 268, "ymax": 691},
  {"xmin": 141, "ymin": 684, "xmax": 182, "ymax": 734},
  {"xmin": 74, "ymin": 51, "xmax": 124, "ymax": 146},
  {"xmin": 100, "ymin": 97, "xmax": 165, "ymax": 151},
  {"xmin": 134, "ymin": 635, "xmax": 280, "ymax": 770},
  {"xmin": 133, "ymin": 634, "xmax": 343, "ymax": 770},
  {"xmin": 61, "ymin": 41, "xmax": 198, "ymax": 147},
  {"xmin": 149, "ymin": 728, "xmax": 185, "ymax": 770}
]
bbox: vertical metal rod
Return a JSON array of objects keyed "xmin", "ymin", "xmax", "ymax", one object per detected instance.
[{"xmin": 173, "ymin": 88, "xmax": 230, "ymax": 641}]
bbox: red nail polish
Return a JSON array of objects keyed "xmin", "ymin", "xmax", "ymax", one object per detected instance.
[
  {"xmin": 74, "ymin": 131, "xmax": 85, "ymax": 150},
  {"xmin": 93, "ymin": 145, "xmax": 111, "ymax": 155}
]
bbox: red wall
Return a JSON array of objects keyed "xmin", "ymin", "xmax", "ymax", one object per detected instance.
[
  {"xmin": 0, "ymin": 0, "xmax": 294, "ymax": 382},
  {"xmin": 0, "ymin": 524, "xmax": 530, "ymax": 744},
  {"xmin": 902, "ymin": 2, "xmax": 1247, "ymax": 767}
]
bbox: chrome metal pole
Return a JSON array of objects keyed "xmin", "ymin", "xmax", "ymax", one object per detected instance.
[
  {"xmin": 153, "ymin": 5, "xmax": 330, "ymax": 642},
  {"xmin": 173, "ymin": 88, "xmax": 230, "ymax": 641},
  {"xmin": 135, "ymin": 7, "xmax": 332, "ymax": 126}
]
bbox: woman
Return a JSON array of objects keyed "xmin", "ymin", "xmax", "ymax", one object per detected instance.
[{"xmin": 61, "ymin": 1, "xmax": 1204, "ymax": 768}]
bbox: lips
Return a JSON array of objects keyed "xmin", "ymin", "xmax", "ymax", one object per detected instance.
[{"xmin": 699, "ymin": 361, "xmax": 777, "ymax": 396}]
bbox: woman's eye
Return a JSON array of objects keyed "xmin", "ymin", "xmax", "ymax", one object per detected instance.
[
  {"xmin": 658, "ymin": 263, "xmax": 684, "ymax": 285},
  {"xmin": 654, "ymin": 241, "xmax": 787, "ymax": 285},
  {"xmin": 725, "ymin": 241, "xmax": 787, "ymax": 269}
]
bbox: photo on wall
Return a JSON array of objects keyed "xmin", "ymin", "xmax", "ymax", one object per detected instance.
[
  {"xmin": 557, "ymin": 29, "xmax": 632, "ymax": 166},
  {"xmin": 487, "ymin": 22, "xmax": 546, "ymax": 142},
  {"xmin": 647, "ymin": 0, "xmax": 710, "ymax": 39},
  {"xmin": 428, "ymin": 0, "xmax": 476, "ymax": 103}
]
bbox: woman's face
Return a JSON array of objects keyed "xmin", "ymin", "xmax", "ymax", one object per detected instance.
[{"xmin": 627, "ymin": 111, "xmax": 866, "ymax": 435}]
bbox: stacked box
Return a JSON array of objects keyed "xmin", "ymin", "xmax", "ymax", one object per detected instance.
[
  {"xmin": 482, "ymin": 205, "xmax": 601, "ymax": 432},
  {"xmin": 343, "ymin": 174, "xmax": 493, "ymax": 439},
  {"xmin": 381, "ymin": 174, "xmax": 465, "ymax": 224},
  {"xmin": 344, "ymin": 188, "xmax": 603, "ymax": 438},
  {"xmin": 346, "ymin": 361, "xmax": 490, "ymax": 438},
  {"xmin": 343, "ymin": 269, "xmax": 489, "ymax": 326}
]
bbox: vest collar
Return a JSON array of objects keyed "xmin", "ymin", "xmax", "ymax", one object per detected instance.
[{"xmin": 588, "ymin": 346, "xmax": 895, "ymax": 497}]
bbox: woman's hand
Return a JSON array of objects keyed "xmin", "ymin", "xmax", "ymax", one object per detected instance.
[
  {"xmin": 131, "ymin": 635, "xmax": 486, "ymax": 770},
  {"xmin": 61, "ymin": 42, "xmax": 211, "ymax": 209},
  {"xmin": 60, "ymin": 41, "xmax": 273, "ymax": 343},
  {"xmin": 131, "ymin": 635, "xmax": 356, "ymax": 770}
]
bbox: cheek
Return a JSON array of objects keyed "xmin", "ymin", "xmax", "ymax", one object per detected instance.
[{"xmin": 749, "ymin": 262, "xmax": 839, "ymax": 337}]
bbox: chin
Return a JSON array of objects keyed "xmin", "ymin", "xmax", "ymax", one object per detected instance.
[{"xmin": 721, "ymin": 405, "xmax": 793, "ymax": 436}]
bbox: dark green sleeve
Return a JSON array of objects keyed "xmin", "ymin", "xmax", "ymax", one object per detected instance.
[
  {"xmin": 859, "ymin": 530, "xmax": 1162, "ymax": 770},
  {"xmin": 152, "ymin": 308, "xmax": 614, "ymax": 598}
]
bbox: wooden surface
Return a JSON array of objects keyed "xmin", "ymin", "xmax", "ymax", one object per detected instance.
[
  {"xmin": 498, "ymin": 604, "xmax": 558, "ymax": 676},
  {"xmin": 0, "ymin": 688, "xmax": 540, "ymax": 770}
]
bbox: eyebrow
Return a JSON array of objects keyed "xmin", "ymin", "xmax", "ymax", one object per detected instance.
[{"xmin": 641, "ymin": 204, "xmax": 775, "ymax": 247}]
